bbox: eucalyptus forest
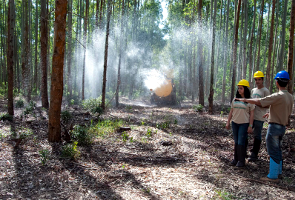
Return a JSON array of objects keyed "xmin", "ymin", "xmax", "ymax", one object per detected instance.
[{"xmin": 0, "ymin": 0, "xmax": 295, "ymax": 199}]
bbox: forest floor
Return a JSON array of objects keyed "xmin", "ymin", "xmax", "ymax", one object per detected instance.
[{"xmin": 0, "ymin": 96, "xmax": 295, "ymax": 199}]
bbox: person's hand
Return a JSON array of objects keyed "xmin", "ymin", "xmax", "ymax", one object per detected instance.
[
  {"xmin": 235, "ymin": 98, "xmax": 246, "ymax": 102},
  {"xmin": 263, "ymin": 113, "xmax": 269, "ymax": 118},
  {"xmin": 225, "ymin": 122, "xmax": 230, "ymax": 130},
  {"xmin": 247, "ymin": 126, "xmax": 253, "ymax": 134}
]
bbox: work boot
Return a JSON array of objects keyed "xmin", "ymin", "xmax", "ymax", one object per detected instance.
[
  {"xmin": 230, "ymin": 144, "xmax": 238, "ymax": 166},
  {"xmin": 248, "ymin": 139, "xmax": 261, "ymax": 162},
  {"xmin": 260, "ymin": 158, "xmax": 280, "ymax": 183},
  {"xmin": 236, "ymin": 145, "xmax": 246, "ymax": 167},
  {"xmin": 248, "ymin": 152, "xmax": 258, "ymax": 162}
]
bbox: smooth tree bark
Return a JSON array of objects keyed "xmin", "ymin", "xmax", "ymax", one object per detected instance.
[
  {"xmin": 262, "ymin": 2, "xmax": 271, "ymax": 72},
  {"xmin": 48, "ymin": 0, "xmax": 68, "ymax": 142},
  {"xmin": 198, "ymin": 0, "xmax": 204, "ymax": 106},
  {"xmin": 277, "ymin": 0, "xmax": 288, "ymax": 71},
  {"xmin": 41, "ymin": 0, "xmax": 49, "ymax": 108},
  {"xmin": 255, "ymin": 0, "xmax": 264, "ymax": 72},
  {"xmin": 208, "ymin": 0, "xmax": 217, "ymax": 114},
  {"xmin": 287, "ymin": 0, "xmax": 295, "ymax": 94},
  {"xmin": 22, "ymin": 0, "xmax": 31, "ymax": 101},
  {"xmin": 67, "ymin": 0, "xmax": 72, "ymax": 98},
  {"xmin": 230, "ymin": 0, "xmax": 242, "ymax": 101},
  {"xmin": 82, "ymin": 0, "xmax": 89, "ymax": 100},
  {"xmin": 270, "ymin": 0, "xmax": 280, "ymax": 93},
  {"xmin": 7, "ymin": 0, "xmax": 15, "ymax": 116},
  {"xmin": 96, "ymin": 0, "xmax": 99, "ymax": 27},
  {"xmin": 101, "ymin": 0, "xmax": 112, "ymax": 110},
  {"xmin": 221, "ymin": 0, "xmax": 230, "ymax": 104},
  {"xmin": 115, "ymin": 0, "xmax": 125, "ymax": 107},
  {"xmin": 265, "ymin": 0, "xmax": 276, "ymax": 89},
  {"xmin": 34, "ymin": 0, "xmax": 38, "ymax": 91},
  {"xmin": 248, "ymin": 0, "xmax": 257, "ymax": 85},
  {"xmin": 242, "ymin": 0, "xmax": 247, "ymax": 79}
]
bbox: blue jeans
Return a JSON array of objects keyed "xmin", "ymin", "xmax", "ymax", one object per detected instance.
[
  {"xmin": 253, "ymin": 120, "xmax": 264, "ymax": 141},
  {"xmin": 266, "ymin": 123, "xmax": 285, "ymax": 164},
  {"xmin": 232, "ymin": 122, "xmax": 248, "ymax": 146}
]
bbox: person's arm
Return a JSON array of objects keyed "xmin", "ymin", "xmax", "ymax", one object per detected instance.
[
  {"xmin": 235, "ymin": 98, "xmax": 262, "ymax": 107},
  {"xmin": 248, "ymin": 109, "xmax": 254, "ymax": 134},
  {"xmin": 226, "ymin": 108, "xmax": 233, "ymax": 130}
]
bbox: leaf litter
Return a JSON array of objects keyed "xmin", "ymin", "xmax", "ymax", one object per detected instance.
[{"xmin": 0, "ymin": 98, "xmax": 295, "ymax": 199}]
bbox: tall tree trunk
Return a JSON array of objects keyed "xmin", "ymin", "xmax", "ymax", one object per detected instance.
[
  {"xmin": 265, "ymin": 0, "xmax": 276, "ymax": 89},
  {"xmin": 116, "ymin": 0, "xmax": 125, "ymax": 107},
  {"xmin": 7, "ymin": 0, "xmax": 15, "ymax": 116},
  {"xmin": 198, "ymin": 0, "xmax": 204, "ymax": 106},
  {"xmin": 287, "ymin": 0, "xmax": 295, "ymax": 94},
  {"xmin": 22, "ymin": 0, "xmax": 31, "ymax": 101},
  {"xmin": 34, "ymin": 0, "xmax": 38, "ymax": 93},
  {"xmin": 255, "ymin": 0, "xmax": 264, "ymax": 72},
  {"xmin": 208, "ymin": 0, "xmax": 217, "ymax": 114},
  {"xmin": 262, "ymin": 2, "xmax": 271, "ymax": 73},
  {"xmin": 48, "ymin": 0, "xmax": 68, "ymax": 142},
  {"xmin": 99, "ymin": 0, "xmax": 104, "ymax": 29},
  {"xmin": 230, "ymin": 0, "xmax": 242, "ymax": 101},
  {"xmin": 248, "ymin": 0, "xmax": 257, "ymax": 86},
  {"xmin": 237, "ymin": 4, "xmax": 244, "ymax": 82},
  {"xmin": 101, "ymin": 0, "xmax": 111, "ymax": 110},
  {"xmin": 82, "ymin": 0, "xmax": 89, "ymax": 100},
  {"xmin": 222, "ymin": 0, "xmax": 230, "ymax": 104},
  {"xmin": 96, "ymin": 0, "xmax": 99, "ymax": 28},
  {"xmin": 2, "ymin": 0, "xmax": 7, "ymax": 84},
  {"xmin": 242, "ymin": 0, "xmax": 247, "ymax": 79},
  {"xmin": 277, "ymin": 0, "xmax": 288, "ymax": 71},
  {"xmin": 67, "ymin": 0, "xmax": 72, "ymax": 99},
  {"xmin": 41, "ymin": 0, "xmax": 49, "ymax": 108}
]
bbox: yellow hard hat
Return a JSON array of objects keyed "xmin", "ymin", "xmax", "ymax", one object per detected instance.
[
  {"xmin": 237, "ymin": 79, "xmax": 250, "ymax": 87},
  {"xmin": 253, "ymin": 71, "xmax": 264, "ymax": 78}
]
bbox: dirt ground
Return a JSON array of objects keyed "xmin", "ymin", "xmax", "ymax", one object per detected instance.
[{"xmin": 1, "ymin": 97, "xmax": 295, "ymax": 199}]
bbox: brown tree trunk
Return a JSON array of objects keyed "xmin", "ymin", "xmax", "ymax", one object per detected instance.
[
  {"xmin": 116, "ymin": 0, "xmax": 125, "ymax": 107},
  {"xmin": 208, "ymin": 0, "xmax": 217, "ymax": 114},
  {"xmin": 101, "ymin": 0, "xmax": 111, "ymax": 110},
  {"xmin": 230, "ymin": 0, "xmax": 242, "ymax": 101},
  {"xmin": 265, "ymin": 0, "xmax": 276, "ymax": 89},
  {"xmin": 96, "ymin": 0, "xmax": 99, "ymax": 28},
  {"xmin": 82, "ymin": 0, "xmax": 89, "ymax": 100},
  {"xmin": 99, "ymin": 0, "xmax": 104, "ymax": 29},
  {"xmin": 22, "ymin": 0, "xmax": 31, "ymax": 101},
  {"xmin": 222, "ymin": 0, "xmax": 230, "ymax": 104},
  {"xmin": 242, "ymin": 0, "xmax": 247, "ymax": 79},
  {"xmin": 248, "ymin": 0, "xmax": 257, "ymax": 86},
  {"xmin": 198, "ymin": 0, "xmax": 204, "ymax": 106},
  {"xmin": 287, "ymin": 0, "xmax": 295, "ymax": 94},
  {"xmin": 277, "ymin": 0, "xmax": 288, "ymax": 71},
  {"xmin": 41, "ymin": 0, "xmax": 49, "ymax": 108},
  {"xmin": 48, "ymin": 0, "xmax": 68, "ymax": 142},
  {"xmin": 67, "ymin": 0, "xmax": 72, "ymax": 99},
  {"xmin": 7, "ymin": 0, "xmax": 15, "ymax": 116},
  {"xmin": 255, "ymin": 0, "xmax": 265, "ymax": 72},
  {"xmin": 34, "ymin": 0, "xmax": 38, "ymax": 93}
]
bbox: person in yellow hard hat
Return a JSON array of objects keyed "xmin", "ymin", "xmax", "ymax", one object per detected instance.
[
  {"xmin": 226, "ymin": 79, "xmax": 255, "ymax": 167},
  {"xmin": 236, "ymin": 71, "xmax": 293, "ymax": 182},
  {"xmin": 248, "ymin": 71, "xmax": 270, "ymax": 162}
]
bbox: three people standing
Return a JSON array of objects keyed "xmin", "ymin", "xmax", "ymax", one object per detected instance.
[{"xmin": 235, "ymin": 70, "xmax": 293, "ymax": 182}]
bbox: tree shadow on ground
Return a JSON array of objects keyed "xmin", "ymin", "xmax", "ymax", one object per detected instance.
[{"xmin": 51, "ymin": 142, "xmax": 171, "ymax": 199}]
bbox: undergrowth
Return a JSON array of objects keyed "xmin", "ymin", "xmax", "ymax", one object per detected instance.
[{"xmin": 89, "ymin": 119, "xmax": 124, "ymax": 137}]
